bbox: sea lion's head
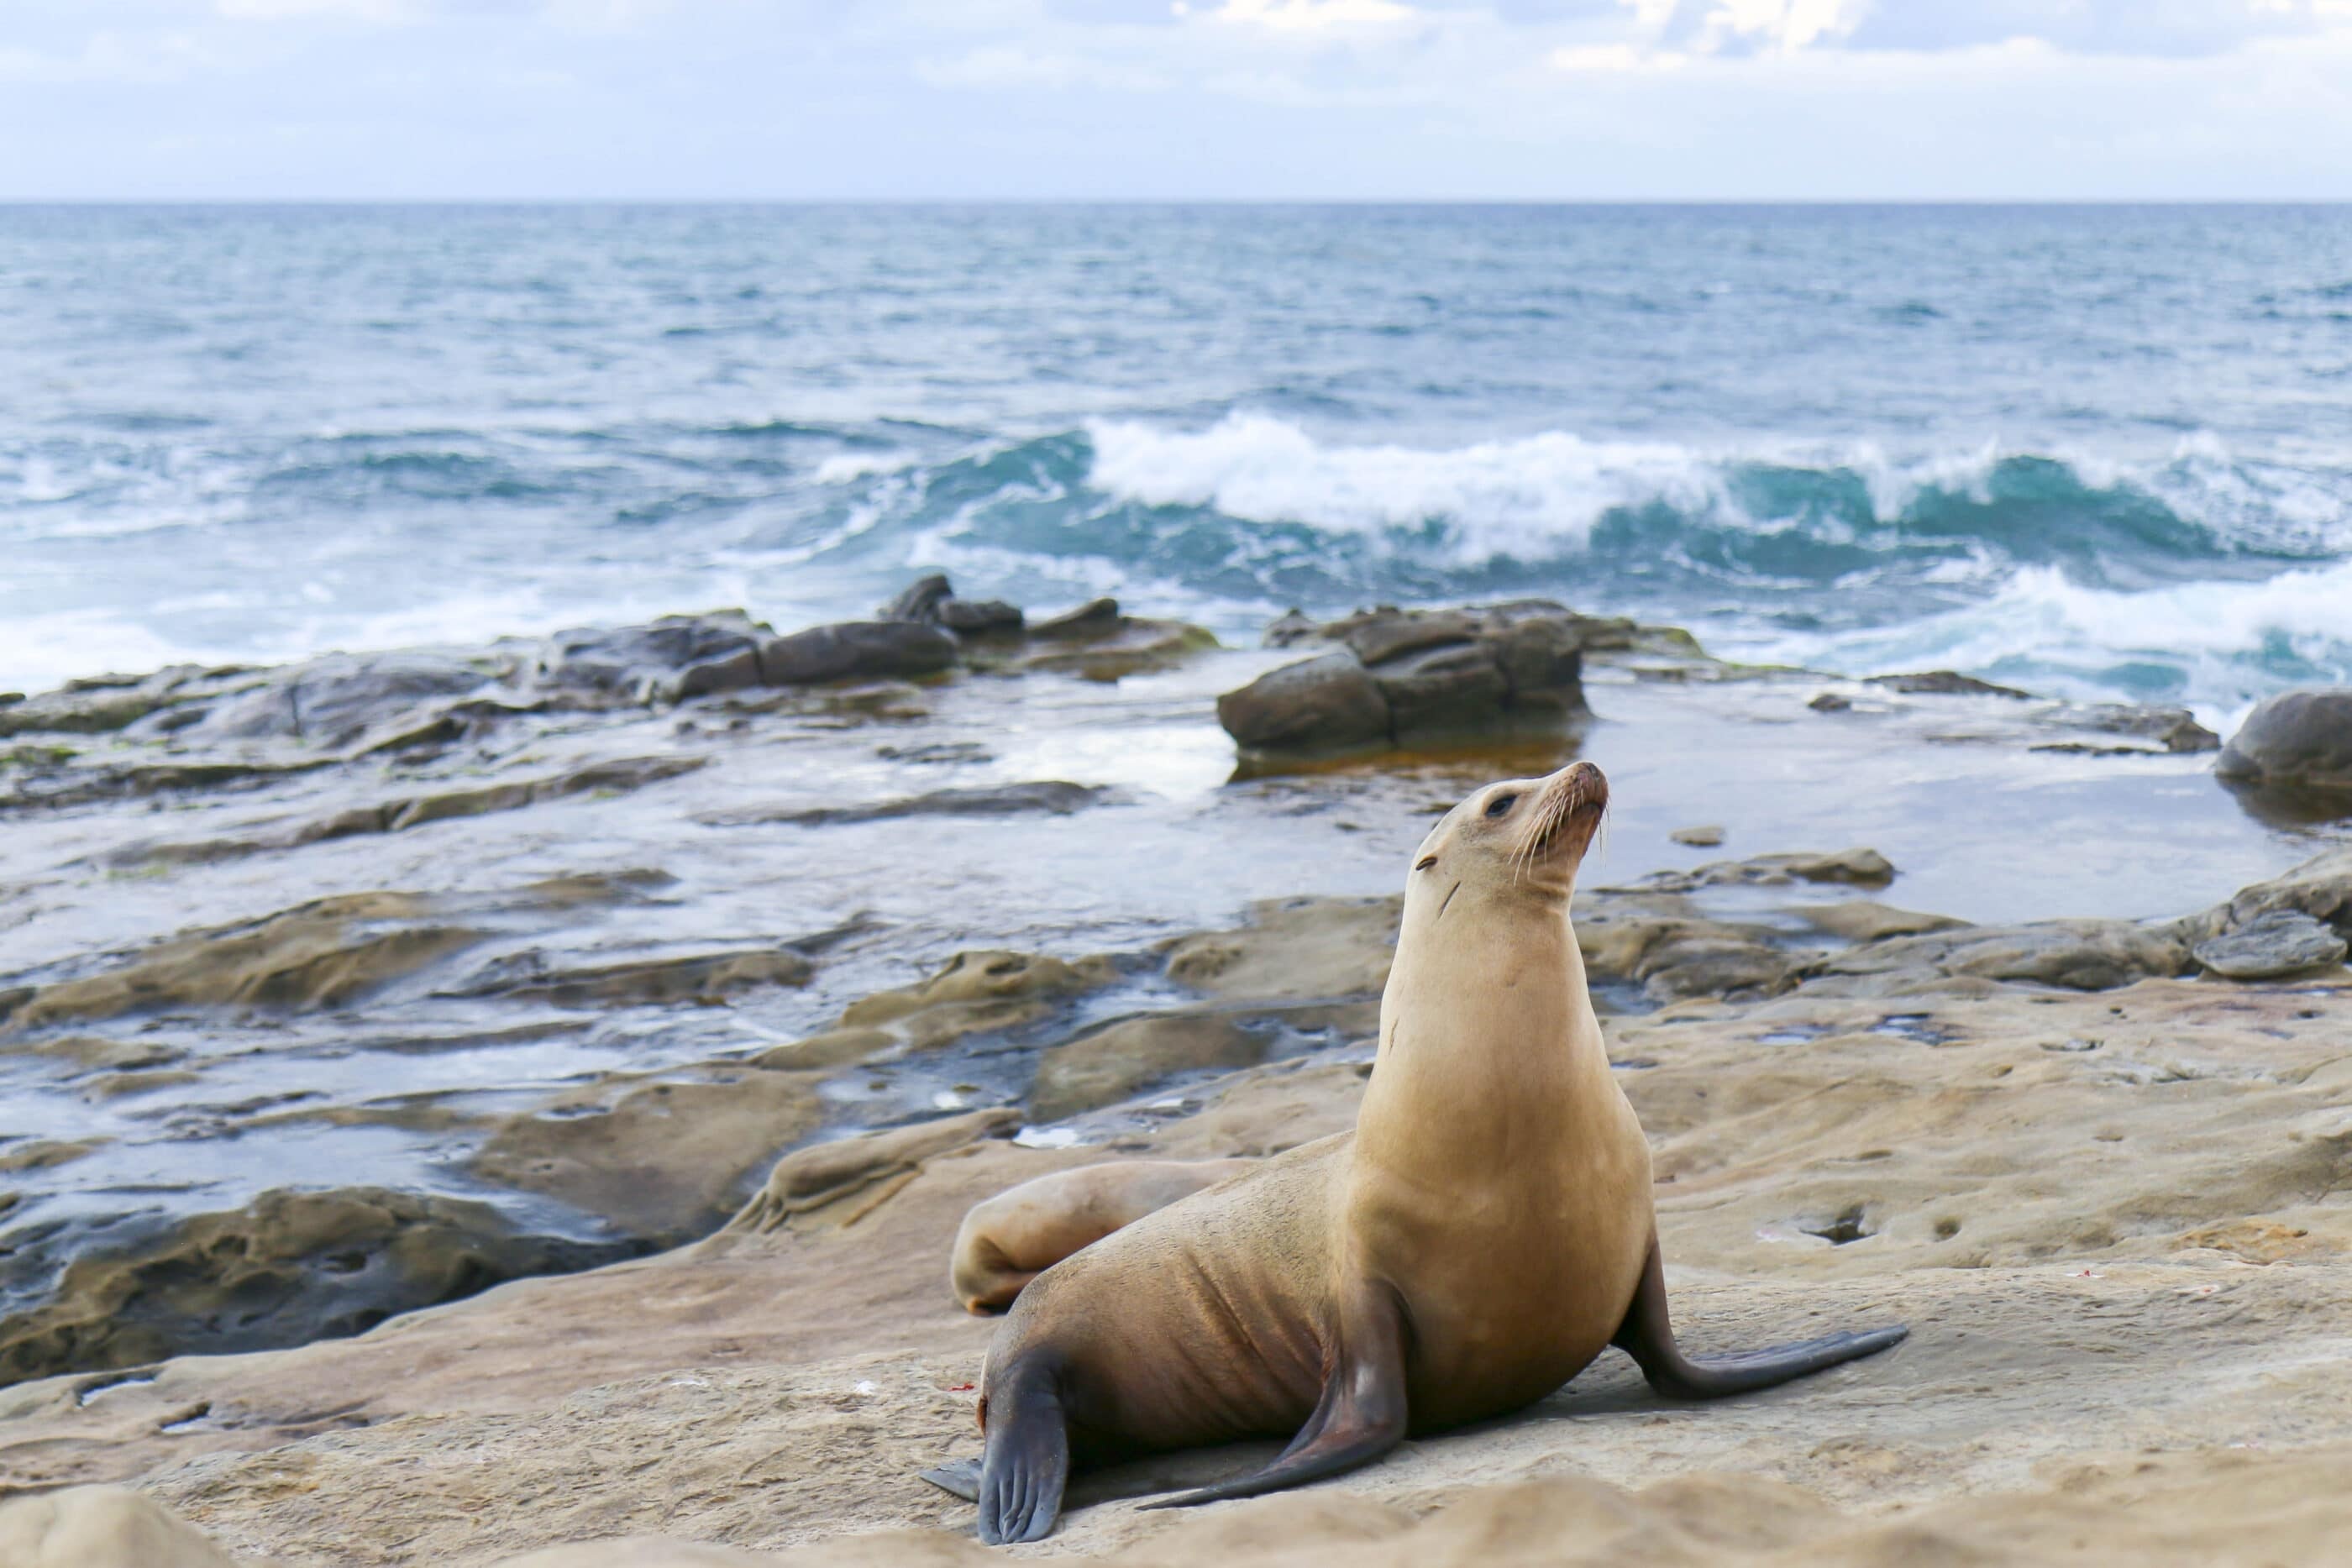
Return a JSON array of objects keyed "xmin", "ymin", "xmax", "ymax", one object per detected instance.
[{"xmin": 1407, "ymin": 760, "xmax": 1608, "ymax": 908}]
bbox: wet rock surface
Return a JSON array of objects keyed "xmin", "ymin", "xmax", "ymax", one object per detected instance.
[
  {"xmin": 2217, "ymin": 687, "xmax": 2352, "ymax": 794},
  {"xmin": 2191, "ymin": 909, "xmax": 2349, "ymax": 979},
  {"xmin": 5, "ymin": 947, "xmax": 2352, "ymax": 1565},
  {"xmin": 3, "ymin": 593, "xmax": 2350, "ymax": 1563},
  {"xmin": 0, "ymin": 1188, "xmax": 630, "ymax": 1388},
  {"xmin": 1220, "ymin": 601, "xmax": 1614, "ymax": 759}
]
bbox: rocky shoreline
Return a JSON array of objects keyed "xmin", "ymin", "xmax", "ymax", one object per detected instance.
[{"xmin": 3, "ymin": 584, "xmax": 2350, "ymax": 1564}]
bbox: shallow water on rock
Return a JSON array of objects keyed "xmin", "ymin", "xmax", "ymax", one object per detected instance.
[{"xmin": 1, "ymin": 621, "xmax": 2344, "ymax": 1377}]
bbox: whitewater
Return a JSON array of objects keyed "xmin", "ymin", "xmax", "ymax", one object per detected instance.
[{"xmin": 3, "ymin": 203, "xmax": 2349, "ymax": 724}]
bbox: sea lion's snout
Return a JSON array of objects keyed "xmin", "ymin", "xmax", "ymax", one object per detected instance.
[
  {"xmin": 1524, "ymin": 761, "xmax": 1608, "ymax": 865},
  {"xmin": 1557, "ymin": 760, "xmax": 1608, "ymax": 812}
]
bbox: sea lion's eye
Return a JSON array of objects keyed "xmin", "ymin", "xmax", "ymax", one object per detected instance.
[
  {"xmin": 1415, "ymin": 855, "xmax": 1438, "ymax": 871},
  {"xmin": 1484, "ymin": 793, "xmax": 1519, "ymax": 819}
]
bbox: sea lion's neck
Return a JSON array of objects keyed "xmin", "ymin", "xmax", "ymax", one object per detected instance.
[{"xmin": 1357, "ymin": 891, "xmax": 1614, "ymax": 1167}]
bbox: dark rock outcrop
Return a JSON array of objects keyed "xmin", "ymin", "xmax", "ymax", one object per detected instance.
[
  {"xmin": 2216, "ymin": 690, "xmax": 2352, "ymax": 794},
  {"xmin": 1866, "ymin": 670, "xmax": 2032, "ymax": 699},
  {"xmin": 185, "ymin": 652, "xmax": 501, "ymax": 750},
  {"xmin": 1219, "ymin": 602, "xmax": 1599, "ymax": 758},
  {"xmin": 756, "ymin": 620, "xmax": 958, "ymax": 689},
  {"xmin": 880, "ymin": 573, "xmax": 1024, "ymax": 635}
]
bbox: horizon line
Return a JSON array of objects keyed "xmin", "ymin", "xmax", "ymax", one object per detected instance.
[{"xmin": 5, "ymin": 197, "xmax": 2352, "ymax": 212}]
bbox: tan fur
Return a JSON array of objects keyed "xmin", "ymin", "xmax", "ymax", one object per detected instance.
[
  {"xmin": 983, "ymin": 762, "xmax": 1648, "ymax": 1453},
  {"xmin": 949, "ymin": 1159, "xmax": 1261, "ymax": 1314}
]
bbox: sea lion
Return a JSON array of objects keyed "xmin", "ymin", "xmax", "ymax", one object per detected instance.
[
  {"xmin": 927, "ymin": 761, "xmax": 1905, "ymax": 1544},
  {"xmin": 949, "ymin": 1159, "xmax": 1261, "ymax": 1314}
]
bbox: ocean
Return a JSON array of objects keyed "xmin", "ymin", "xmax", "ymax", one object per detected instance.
[{"xmin": 4, "ymin": 202, "xmax": 2349, "ymax": 725}]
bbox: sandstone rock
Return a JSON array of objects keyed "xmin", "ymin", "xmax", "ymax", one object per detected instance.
[
  {"xmin": 184, "ymin": 756, "xmax": 714, "ymax": 859},
  {"xmin": 1798, "ymin": 901, "xmax": 1970, "ymax": 944},
  {"xmin": 759, "ymin": 621, "xmax": 958, "ymax": 686},
  {"xmin": 1799, "ymin": 919, "xmax": 2191, "ymax": 994},
  {"xmin": 998, "ymin": 598, "xmax": 1217, "ymax": 680},
  {"xmin": 1572, "ymin": 904, "xmax": 1794, "ymax": 1002},
  {"xmin": 1030, "ymin": 1013, "xmax": 1268, "ymax": 1122},
  {"xmin": 185, "ymin": 651, "xmax": 499, "ymax": 749},
  {"xmin": 706, "ymin": 780, "xmax": 1105, "ymax": 829},
  {"xmin": 726, "ymin": 1108, "xmax": 1023, "ymax": 1236},
  {"xmin": 1669, "ymin": 825, "xmax": 1725, "ymax": 847},
  {"xmin": 1624, "ymin": 848, "xmax": 1895, "ymax": 894},
  {"xmin": 1865, "ymin": 670, "xmax": 2031, "ymax": 699},
  {"xmin": 1216, "ymin": 651, "xmax": 1391, "ymax": 753},
  {"xmin": 536, "ymin": 613, "xmax": 769, "ymax": 701},
  {"xmin": 2071, "ymin": 702, "xmax": 2221, "ymax": 754},
  {"xmin": 445, "ymin": 947, "xmax": 816, "ymax": 1008},
  {"xmin": 1373, "ymin": 640, "xmax": 1510, "ymax": 733},
  {"xmin": 2216, "ymin": 689, "xmax": 2352, "ymax": 794},
  {"xmin": 1220, "ymin": 602, "xmax": 1597, "ymax": 758},
  {"xmin": 838, "ymin": 950, "xmax": 1118, "ymax": 1051},
  {"xmin": 0, "ymin": 664, "xmax": 230, "ymax": 741},
  {"xmin": 13, "ymin": 1036, "xmax": 186, "ymax": 1075},
  {"xmin": 0, "ymin": 893, "xmax": 481, "ymax": 1039},
  {"xmin": 1028, "ymin": 598, "xmax": 1121, "ymax": 638},
  {"xmin": 879, "ymin": 574, "xmax": 1023, "ymax": 636},
  {"xmin": 1162, "ymin": 896, "xmax": 1400, "ymax": 1003},
  {"xmin": 2192, "ymin": 910, "xmax": 2349, "ymax": 980},
  {"xmin": 0, "ymin": 1139, "xmax": 102, "ymax": 1173},
  {"xmin": 0, "ymin": 1188, "xmax": 624, "ymax": 1388},
  {"xmin": 470, "ymin": 1067, "xmax": 827, "ymax": 1245},
  {"xmin": 749, "ymin": 1028, "xmax": 899, "ymax": 1072},
  {"xmin": 2189, "ymin": 847, "xmax": 2352, "ymax": 941},
  {"xmin": 0, "ymin": 1486, "xmax": 250, "ymax": 1568}
]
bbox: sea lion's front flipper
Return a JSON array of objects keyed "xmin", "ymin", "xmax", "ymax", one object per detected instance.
[
  {"xmin": 1612, "ymin": 1237, "xmax": 1907, "ymax": 1399},
  {"xmin": 976, "ymin": 1364, "xmax": 1071, "ymax": 1544},
  {"xmin": 919, "ymin": 1459, "xmax": 983, "ymax": 1501},
  {"xmin": 1141, "ymin": 1283, "xmax": 1409, "ymax": 1512}
]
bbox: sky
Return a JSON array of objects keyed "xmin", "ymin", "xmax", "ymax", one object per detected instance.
[{"xmin": 4, "ymin": 1, "xmax": 2352, "ymax": 200}]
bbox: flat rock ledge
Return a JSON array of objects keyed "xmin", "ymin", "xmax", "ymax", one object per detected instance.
[{"xmin": 0, "ymin": 577, "xmax": 1215, "ymax": 776}]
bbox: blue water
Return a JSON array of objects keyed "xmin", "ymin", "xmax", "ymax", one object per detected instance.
[{"xmin": 5, "ymin": 204, "xmax": 2350, "ymax": 725}]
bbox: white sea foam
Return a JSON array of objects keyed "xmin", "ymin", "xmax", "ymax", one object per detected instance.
[
  {"xmin": 1083, "ymin": 414, "xmax": 2352, "ymax": 560},
  {"xmin": 811, "ymin": 450, "xmax": 919, "ymax": 485},
  {"xmin": 1735, "ymin": 559, "xmax": 2352, "ymax": 725},
  {"xmin": 1084, "ymin": 413, "xmax": 1730, "ymax": 557}
]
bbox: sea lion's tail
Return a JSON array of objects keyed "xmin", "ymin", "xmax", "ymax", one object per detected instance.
[{"xmin": 1610, "ymin": 1238, "xmax": 1908, "ymax": 1400}]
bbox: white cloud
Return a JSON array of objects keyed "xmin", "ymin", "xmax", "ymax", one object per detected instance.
[
  {"xmin": 915, "ymin": 42, "xmax": 1165, "ymax": 89},
  {"xmin": 1548, "ymin": 40, "xmax": 1684, "ymax": 69},
  {"xmin": 216, "ymin": 0, "xmax": 416, "ymax": 18},
  {"xmin": 1211, "ymin": 0, "xmax": 1422, "ymax": 29},
  {"xmin": 6, "ymin": 0, "xmax": 2352, "ymax": 197}
]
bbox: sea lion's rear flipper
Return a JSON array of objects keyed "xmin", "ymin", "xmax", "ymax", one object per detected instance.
[
  {"xmin": 1141, "ymin": 1283, "xmax": 1409, "ymax": 1512},
  {"xmin": 976, "ymin": 1366, "xmax": 1072, "ymax": 1544},
  {"xmin": 919, "ymin": 1459, "xmax": 983, "ymax": 1501},
  {"xmin": 1611, "ymin": 1237, "xmax": 1907, "ymax": 1400}
]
